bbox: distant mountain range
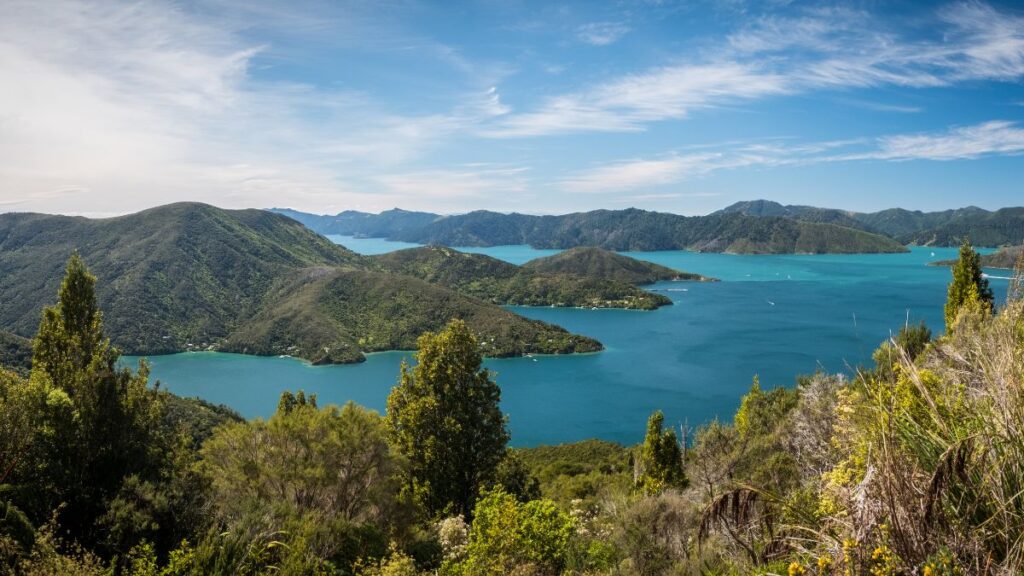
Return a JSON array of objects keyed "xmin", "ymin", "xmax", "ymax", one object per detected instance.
[
  {"xmin": 271, "ymin": 207, "xmax": 907, "ymax": 254},
  {"xmin": 274, "ymin": 200, "xmax": 1024, "ymax": 252},
  {"xmin": 0, "ymin": 203, "xmax": 609, "ymax": 364},
  {"xmin": 717, "ymin": 200, "xmax": 1024, "ymax": 247}
]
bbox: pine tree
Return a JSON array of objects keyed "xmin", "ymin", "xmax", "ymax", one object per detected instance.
[
  {"xmin": 385, "ymin": 319, "xmax": 509, "ymax": 518},
  {"xmin": 636, "ymin": 410, "xmax": 687, "ymax": 494},
  {"xmin": 26, "ymin": 254, "xmax": 166, "ymax": 550},
  {"xmin": 944, "ymin": 239, "xmax": 994, "ymax": 332}
]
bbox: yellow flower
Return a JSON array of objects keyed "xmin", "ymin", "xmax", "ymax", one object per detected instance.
[{"xmin": 788, "ymin": 561, "xmax": 807, "ymax": 576}]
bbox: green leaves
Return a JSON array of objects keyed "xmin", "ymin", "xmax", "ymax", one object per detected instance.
[
  {"xmin": 386, "ymin": 320, "xmax": 510, "ymax": 520},
  {"xmin": 944, "ymin": 239, "xmax": 994, "ymax": 333},
  {"xmin": 636, "ymin": 411, "xmax": 687, "ymax": 495},
  {"xmin": 446, "ymin": 488, "xmax": 575, "ymax": 576}
]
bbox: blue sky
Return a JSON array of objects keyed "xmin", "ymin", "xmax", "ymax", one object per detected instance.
[{"xmin": 1, "ymin": 0, "xmax": 1023, "ymax": 216}]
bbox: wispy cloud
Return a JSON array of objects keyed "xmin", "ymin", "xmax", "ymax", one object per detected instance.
[
  {"xmin": 485, "ymin": 63, "xmax": 790, "ymax": 137},
  {"xmin": 490, "ymin": 2, "xmax": 1024, "ymax": 137},
  {"xmin": 561, "ymin": 120, "xmax": 1024, "ymax": 192},
  {"xmin": 854, "ymin": 120, "xmax": 1024, "ymax": 161},
  {"xmin": 576, "ymin": 22, "xmax": 632, "ymax": 46},
  {"xmin": 372, "ymin": 166, "xmax": 530, "ymax": 208},
  {"xmin": 0, "ymin": 0, "xmax": 506, "ymax": 214}
]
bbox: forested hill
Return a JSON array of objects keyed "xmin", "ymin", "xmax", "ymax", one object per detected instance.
[
  {"xmin": 718, "ymin": 200, "xmax": 1024, "ymax": 246},
  {"xmin": 273, "ymin": 207, "xmax": 907, "ymax": 254},
  {"xmin": 0, "ymin": 203, "xmax": 601, "ymax": 363},
  {"xmin": 369, "ymin": 246, "xmax": 708, "ymax": 310},
  {"xmin": 0, "ymin": 330, "xmax": 31, "ymax": 374},
  {"xmin": 933, "ymin": 244, "xmax": 1024, "ymax": 270},
  {"xmin": 521, "ymin": 246, "xmax": 710, "ymax": 284},
  {"xmin": 272, "ymin": 207, "xmax": 439, "ymax": 237}
]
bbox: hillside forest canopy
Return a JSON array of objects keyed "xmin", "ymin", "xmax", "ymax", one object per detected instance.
[{"xmin": 1, "ymin": 240, "xmax": 1023, "ymax": 575}]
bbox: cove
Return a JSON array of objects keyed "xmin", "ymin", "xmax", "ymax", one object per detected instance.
[{"xmin": 125, "ymin": 242, "xmax": 1009, "ymax": 447}]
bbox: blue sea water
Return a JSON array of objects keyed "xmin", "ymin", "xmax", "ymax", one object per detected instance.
[{"xmin": 126, "ymin": 241, "xmax": 1009, "ymax": 447}]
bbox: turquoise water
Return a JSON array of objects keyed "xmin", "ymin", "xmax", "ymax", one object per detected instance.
[{"xmin": 127, "ymin": 243, "xmax": 1009, "ymax": 447}]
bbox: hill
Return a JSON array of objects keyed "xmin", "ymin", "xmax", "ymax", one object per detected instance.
[
  {"xmin": 933, "ymin": 245, "xmax": 1024, "ymax": 270},
  {"xmin": 277, "ymin": 207, "xmax": 907, "ymax": 254},
  {"xmin": 0, "ymin": 203, "xmax": 601, "ymax": 363},
  {"xmin": 718, "ymin": 199, "xmax": 867, "ymax": 230},
  {"xmin": 0, "ymin": 330, "xmax": 31, "ymax": 374},
  {"xmin": 369, "ymin": 246, "xmax": 698, "ymax": 310},
  {"xmin": 900, "ymin": 207, "xmax": 1024, "ymax": 246},
  {"xmin": 718, "ymin": 200, "xmax": 1024, "ymax": 247},
  {"xmin": 270, "ymin": 207, "xmax": 439, "ymax": 237},
  {"xmin": 521, "ymin": 246, "xmax": 712, "ymax": 284}
]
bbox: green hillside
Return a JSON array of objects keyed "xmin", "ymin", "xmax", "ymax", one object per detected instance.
[
  {"xmin": 370, "ymin": 246, "xmax": 684, "ymax": 310},
  {"xmin": 394, "ymin": 210, "xmax": 908, "ymax": 253},
  {"xmin": 719, "ymin": 200, "xmax": 1024, "ymax": 247},
  {"xmin": 0, "ymin": 203, "xmax": 601, "ymax": 363},
  {"xmin": 933, "ymin": 244, "xmax": 1024, "ymax": 270},
  {"xmin": 0, "ymin": 330, "xmax": 31, "ymax": 374},
  {"xmin": 522, "ymin": 246, "xmax": 711, "ymax": 284},
  {"xmin": 276, "ymin": 207, "xmax": 908, "ymax": 253}
]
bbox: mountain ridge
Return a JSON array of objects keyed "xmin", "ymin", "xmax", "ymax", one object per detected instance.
[
  {"xmin": 0, "ymin": 203, "xmax": 602, "ymax": 363},
  {"xmin": 272, "ymin": 207, "xmax": 907, "ymax": 254}
]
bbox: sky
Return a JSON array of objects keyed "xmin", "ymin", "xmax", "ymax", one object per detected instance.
[{"xmin": 1, "ymin": 0, "xmax": 1023, "ymax": 216}]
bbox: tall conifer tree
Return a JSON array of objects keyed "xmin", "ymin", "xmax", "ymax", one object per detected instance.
[
  {"xmin": 636, "ymin": 410, "xmax": 687, "ymax": 494},
  {"xmin": 28, "ymin": 254, "xmax": 165, "ymax": 548},
  {"xmin": 385, "ymin": 319, "xmax": 509, "ymax": 518},
  {"xmin": 944, "ymin": 239, "xmax": 994, "ymax": 332}
]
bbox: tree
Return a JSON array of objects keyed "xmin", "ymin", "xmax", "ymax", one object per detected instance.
[
  {"xmin": 635, "ymin": 411, "xmax": 687, "ymax": 494},
  {"xmin": 386, "ymin": 319, "xmax": 510, "ymax": 519},
  {"xmin": 944, "ymin": 239, "xmax": 994, "ymax": 332},
  {"xmin": 446, "ymin": 488, "xmax": 575, "ymax": 576},
  {"xmin": 200, "ymin": 395, "xmax": 405, "ymax": 572},
  {"xmin": 203, "ymin": 395, "xmax": 402, "ymax": 526},
  {"xmin": 19, "ymin": 254, "xmax": 168, "ymax": 555}
]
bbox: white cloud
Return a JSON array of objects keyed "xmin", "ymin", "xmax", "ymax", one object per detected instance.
[
  {"xmin": 486, "ymin": 63, "xmax": 790, "ymax": 137},
  {"xmin": 373, "ymin": 166, "xmax": 530, "ymax": 208},
  {"xmin": 856, "ymin": 120, "xmax": 1024, "ymax": 161},
  {"xmin": 0, "ymin": 0, "xmax": 505, "ymax": 214},
  {"xmin": 576, "ymin": 22, "xmax": 632, "ymax": 46},
  {"xmin": 490, "ymin": 2, "xmax": 1024, "ymax": 137},
  {"xmin": 561, "ymin": 120, "xmax": 1024, "ymax": 192}
]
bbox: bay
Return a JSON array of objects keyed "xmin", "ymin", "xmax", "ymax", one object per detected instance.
[{"xmin": 126, "ymin": 241, "xmax": 1009, "ymax": 446}]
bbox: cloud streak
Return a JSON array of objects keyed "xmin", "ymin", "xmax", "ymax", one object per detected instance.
[
  {"xmin": 489, "ymin": 2, "xmax": 1024, "ymax": 137},
  {"xmin": 560, "ymin": 120, "xmax": 1024, "ymax": 192},
  {"xmin": 576, "ymin": 22, "xmax": 632, "ymax": 46}
]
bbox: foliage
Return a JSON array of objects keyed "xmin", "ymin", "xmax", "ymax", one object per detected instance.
[
  {"xmin": 635, "ymin": 411, "xmax": 687, "ymax": 495},
  {"xmin": 8, "ymin": 254, "xmax": 179, "ymax": 561},
  {"xmin": 491, "ymin": 450, "xmax": 542, "ymax": 503},
  {"xmin": 201, "ymin": 395, "xmax": 407, "ymax": 562},
  {"xmin": 515, "ymin": 440, "xmax": 632, "ymax": 506},
  {"xmin": 386, "ymin": 320, "xmax": 510, "ymax": 519},
  {"xmin": 0, "ymin": 332, "xmax": 31, "ymax": 375},
  {"xmin": 443, "ymin": 488, "xmax": 575, "ymax": 576},
  {"xmin": 944, "ymin": 239, "xmax": 994, "ymax": 331}
]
